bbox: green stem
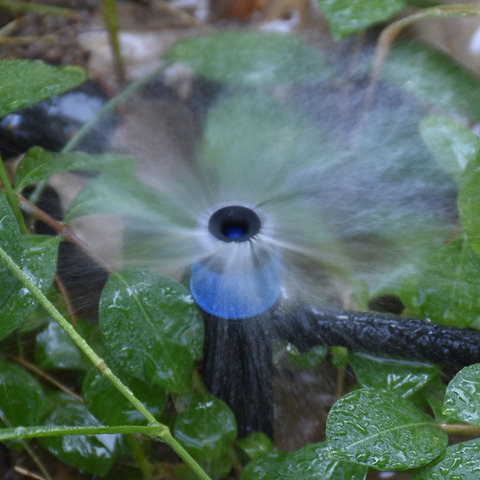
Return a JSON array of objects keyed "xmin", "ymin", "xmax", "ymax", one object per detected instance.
[
  {"xmin": 100, "ymin": 0, "xmax": 125, "ymax": 85},
  {"xmin": 0, "ymin": 244, "xmax": 212, "ymax": 480},
  {"xmin": 126, "ymin": 434, "xmax": 154, "ymax": 480},
  {"xmin": 61, "ymin": 63, "xmax": 167, "ymax": 154},
  {"xmin": 29, "ymin": 62, "xmax": 169, "ymax": 204},
  {"xmin": 0, "ymin": 424, "xmax": 165, "ymax": 442},
  {"xmin": 0, "ymin": 154, "xmax": 29, "ymax": 234}
]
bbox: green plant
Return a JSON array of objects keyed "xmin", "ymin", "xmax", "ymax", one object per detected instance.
[{"xmin": 2, "ymin": 2, "xmax": 480, "ymax": 480}]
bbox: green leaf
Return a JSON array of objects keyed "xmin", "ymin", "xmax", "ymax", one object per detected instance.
[
  {"xmin": 39, "ymin": 392, "xmax": 121, "ymax": 476},
  {"xmin": 82, "ymin": 367, "xmax": 166, "ymax": 426},
  {"xmin": 278, "ymin": 442, "xmax": 368, "ymax": 479},
  {"xmin": 64, "ymin": 170, "xmax": 176, "ymax": 224},
  {"xmin": 0, "ymin": 233, "xmax": 59, "ymax": 340},
  {"xmin": 412, "ymin": 438, "xmax": 480, "ymax": 479},
  {"xmin": 287, "ymin": 344, "xmax": 328, "ymax": 369},
  {"xmin": 349, "ymin": 352, "xmax": 440, "ymax": 398},
  {"xmin": 241, "ymin": 451, "xmax": 288, "ymax": 480},
  {"xmin": 0, "ymin": 191, "xmax": 22, "ymax": 289},
  {"xmin": 0, "ymin": 59, "xmax": 87, "ymax": 117},
  {"xmin": 419, "ymin": 115, "xmax": 480, "ymax": 183},
  {"xmin": 443, "ymin": 364, "xmax": 480, "ymax": 425},
  {"xmin": 0, "ymin": 357, "xmax": 45, "ymax": 447},
  {"xmin": 241, "ymin": 444, "xmax": 367, "ymax": 480},
  {"xmin": 459, "ymin": 150, "xmax": 480, "ymax": 255},
  {"xmin": 420, "ymin": 378, "xmax": 452, "ymax": 423},
  {"xmin": 35, "ymin": 320, "xmax": 88, "ymax": 371},
  {"xmin": 326, "ymin": 388, "xmax": 448, "ymax": 470},
  {"xmin": 236, "ymin": 432, "xmax": 273, "ymax": 460},
  {"xmin": 99, "ymin": 270, "xmax": 204, "ymax": 392},
  {"xmin": 15, "ymin": 147, "xmax": 137, "ymax": 192},
  {"xmin": 383, "ymin": 41, "xmax": 480, "ymax": 123},
  {"xmin": 317, "ymin": 0, "xmax": 404, "ymax": 39},
  {"xmin": 405, "ymin": 236, "xmax": 480, "ymax": 329},
  {"xmin": 174, "ymin": 394, "xmax": 237, "ymax": 463},
  {"xmin": 164, "ymin": 31, "xmax": 330, "ymax": 87}
]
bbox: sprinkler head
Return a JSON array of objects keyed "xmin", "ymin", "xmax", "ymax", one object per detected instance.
[
  {"xmin": 208, "ymin": 205, "xmax": 261, "ymax": 243},
  {"xmin": 190, "ymin": 204, "xmax": 281, "ymax": 319}
]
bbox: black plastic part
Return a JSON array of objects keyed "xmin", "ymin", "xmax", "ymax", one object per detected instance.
[
  {"xmin": 203, "ymin": 305, "xmax": 480, "ymax": 438},
  {"xmin": 273, "ymin": 307, "xmax": 480, "ymax": 366},
  {"xmin": 0, "ymin": 82, "xmax": 118, "ymax": 158},
  {"xmin": 208, "ymin": 205, "xmax": 261, "ymax": 243},
  {"xmin": 202, "ymin": 312, "xmax": 274, "ymax": 437}
]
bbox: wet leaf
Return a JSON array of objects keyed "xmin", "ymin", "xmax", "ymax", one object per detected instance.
[
  {"xmin": 349, "ymin": 352, "xmax": 440, "ymax": 398},
  {"xmin": 241, "ymin": 451, "xmax": 288, "ymax": 480},
  {"xmin": 383, "ymin": 41, "xmax": 480, "ymax": 122},
  {"xmin": 412, "ymin": 438, "xmax": 480, "ymax": 479},
  {"xmin": 0, "ymin": 357, "xmax": 45, "ymax": 447},
  {"xmin": 287, "ymin": 343, "xmax": 328, "ymax": 369},
  {"xmin": 164, "ymin": 31, "xmax": 330, "ymax": 87},
  {"xmin": 39, "ymin": 392, "xmax": 121, "ymax": 476},
  {"xmin": 236, "ymin": 432, "xmax": 273, "ymax": 460},
  {"xmin": 317, "ymin": 0, "xmax": 404, "ymax": 39},
  {"xmin": 241, "ymin": 444, "xmax": 367, "ymax": 480},
  {"xmin": 405, "ymin": 236, "xmax": 480, "ymax": 329},
  {"xmin": 0, "ymin": 191, "xmax": 22, "ymax": 289},
  {"xmin": 64, "ymin": 170, "xmax": 177, "ymax": 224},
  {"xmin": 443, "ymin": 364, "xmax": 480, "ymax": 425},
  {"xmin": 419, "ymin": 115, "xmax": 480, "ymax": 183},
  {"xmin": 35, "ymin": 320, "xmax": 87, "ymax": 371},
  {"xmin": 82, "ymin": 367, "xmax": 166, "ymax": 426},
  {"xmin": 100, "ymin": 270, "xmax": 204, "ymax": 392},
  {"xmin": 15, "ymin": 147, "xmax": 137, "ymax": 192},
  {"xmin": 174, "ymin": 394, "xmax": 237, "ymax": 463},
  {"xmin": 420, "ymin": 378, "xmax": 452, "ymax": 423},
  {"xmin": 459, "ymin": 150, "xmax": 480, "ymax": 255},
  {"xmin": 0, "ymin": 233, "xmax": 59, "ymax": 340},
  {"xmin": 326, "ymin": 388, "xmax": 447, "ymax": 470},
  {"xmin": 0, "ymin": 59, "xmax": 87, "ymax": 117},
  {"xmin": 279, "ymin": 442, "xmax": 368, "ymax": 479}
]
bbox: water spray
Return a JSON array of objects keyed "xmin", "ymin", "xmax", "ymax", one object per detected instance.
[
  {"xmin": 190, "ymin": 204, "xmax": 282, "ymax": 436},
  {"xmin": 191, "ymin": 204, "xmax": 281, "ymax": 319}
]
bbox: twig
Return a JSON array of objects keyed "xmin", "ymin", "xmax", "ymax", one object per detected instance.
[
  {"xmin": 0, "ymin": 1, "xmax": 83, "ymax": 19},
  {"xmin": 0, "ymin": 244, "xmax": 213, "ymax": 480},
  {"xmin": 12, "ymin": 356, "xmax": 84, "ymax": 403},
  {"xmin": 17, "ymin": 192, "xmax": 113, "ymax": 273}
]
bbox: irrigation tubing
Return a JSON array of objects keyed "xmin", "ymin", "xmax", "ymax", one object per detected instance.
[{"xmin": 273, "ymin": 306, "xmax": 480, "ymax": 367}]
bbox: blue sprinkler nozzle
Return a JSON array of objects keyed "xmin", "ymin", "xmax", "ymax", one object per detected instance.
[{"xmin": 190, "ymin": 205, "xmax": 281, "ymax": 319}]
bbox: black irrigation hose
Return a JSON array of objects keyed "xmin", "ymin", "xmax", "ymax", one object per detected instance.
[
  {"xmin": 273, "ymin": 306, "xmax": 480, "ymax": 367},
  {"xmin": 204, "ymin": 306, "xmax": 480, "ymax": 436}
]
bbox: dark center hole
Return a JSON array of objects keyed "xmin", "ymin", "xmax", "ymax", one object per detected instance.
[{"xmin": 209, "ymin": 205, "xmax": 261, "ymax": 243}]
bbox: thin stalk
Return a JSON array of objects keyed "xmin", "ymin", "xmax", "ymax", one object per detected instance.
[
  {"xmin": 29, "ymin": 62, "xmax": 168, "ymax": 204},
  {"xmin": 0, "ymin": 154, "xmax": 29, "ymax": 234},
  {"xmin": 0, "ymin": 424, "xmax": 165, "ymax": 442},
  {"xmin": 0, "ymin": 244, "xmax": 212, "ymax": 480},
  {"xmin": 372, "ymin": 4, "xmax": 480, "ymax": 81},
  {"xmin": 126, "ymin": 434, "xmax": 154, "ymax": 480},
  {"xmin": 17, "ymin": 192, "xmax": 113, "ymax": 273},
  {"xmin": 0, "ymin": 414, "xmax": 53, "ymax": 480},
  {"xmin": 0, "ymin": 1, "xmax": 82, "ymax": 18},
  {"xmin": 62, "ymin": 62, "xmax": 167, "ymax": 154},
  {"xmin": 12, "ymin": 356, "xmax": 84, "ymax": 403},
  {"xmin": 439, "ymin": 423, "xmax": 480, "ymax": 436},
  {"xmin": 100, "ymin": 0, "xmax": 125, "ymax": 85}
]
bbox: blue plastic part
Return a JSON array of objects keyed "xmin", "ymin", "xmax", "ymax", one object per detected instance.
[
  {"xmin": 223, "ymin": 225, "xmax": 246, "ymax": 239},
  {"xmin": 190, "ymin": 252, "xmax": 281, "ymax": 320}
]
